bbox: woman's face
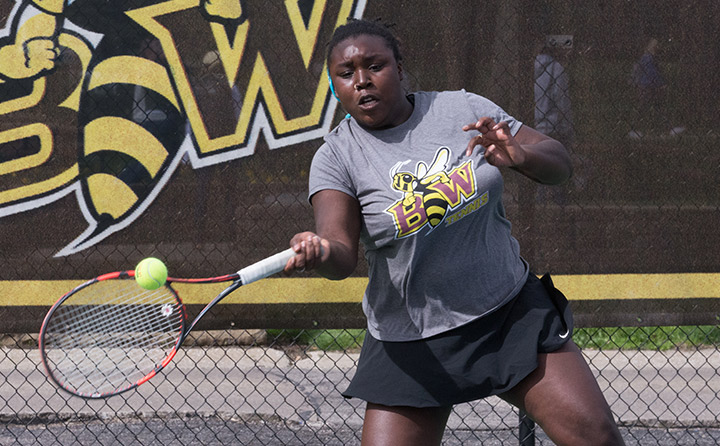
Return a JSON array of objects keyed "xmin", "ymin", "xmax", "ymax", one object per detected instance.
[{"xmin": 328, "ymin": 34, "xmax": 412, "ymax": 130}]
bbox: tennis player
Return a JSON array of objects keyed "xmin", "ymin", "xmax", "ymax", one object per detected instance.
[{"xmin": 286, "ymin": 19, "xmax": 625, "ymax": 446}]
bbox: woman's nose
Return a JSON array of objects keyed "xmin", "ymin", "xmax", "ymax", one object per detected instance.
[{"xmin": 354, "ymin": 70, "xmax": 370, "ymax": 90}]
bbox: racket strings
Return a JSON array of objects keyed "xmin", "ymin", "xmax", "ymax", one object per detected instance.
[
  {"xmin": 42, "ymin": 280, "xmax": 184, "ymax": 396},
  {"xmin": 53, "ymin": 293, "xmax": 171, "ymax": 378},
  {"xmin": 46, "ymin": 289, "xmax": 181, "ymax": 394}
]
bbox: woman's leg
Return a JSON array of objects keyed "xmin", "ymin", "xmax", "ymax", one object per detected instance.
[
  {"xmin": 500, "ymin": 340, "xmax": 625, "ymax": 446},
  {"xmin": 360, "ymin": 403, "xmax": 452, "ymax": 446}
]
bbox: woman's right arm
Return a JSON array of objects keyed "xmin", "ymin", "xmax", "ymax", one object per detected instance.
[{"xmin": 285, "ymin": 189, "xmax": 361, "ymax": 280}]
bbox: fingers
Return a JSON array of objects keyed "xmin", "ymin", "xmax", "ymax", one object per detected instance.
[
  {"xmin": 23, "ymin": 38, "xmax": 57, "ymax": 72},
  {"xmin": 469, "ymin": 141, "xmax": 505, "ymax": 165},
  {"xmin": 463, "ymin": 118, "xmax": 511, "ymax": 136},
  {"xmin": 203, "ymin": 0, "xmax": 244, "ymax": 20},
  {"xmin": 287, "ymin": 233, "xmax": 324, "ymax": 273},
  {"xmin": 463, "ymin": 116, "xmax": 493, "ymax": 132},
  {"xmin": 463, "ymin": 118, "xmax": 512, "ymax": 156},
  {"xmin": 465, "ymin": 134, "xmax": 484, "ymax": 157},
  {"xmin": 463, "ymin": 119, "xmax": 489, "ymax": 156},
  {"xmin": 463, "ymin": 118, "xmax": 515, "ymax": 159}
]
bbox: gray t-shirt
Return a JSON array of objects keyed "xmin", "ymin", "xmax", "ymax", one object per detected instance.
[{"xmin": 309, "ymin": 90, "xmax": 529, "ymax": 341}]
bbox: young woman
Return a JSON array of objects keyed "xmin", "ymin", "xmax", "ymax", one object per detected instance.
[{"xmin": 284, "ymin": 19, "xmax": 625, "ymax": 446}]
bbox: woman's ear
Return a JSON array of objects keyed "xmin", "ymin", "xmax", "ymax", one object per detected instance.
[{"xmin": 397, "ymin": 62, "xmax": 404, "ymax": 81}]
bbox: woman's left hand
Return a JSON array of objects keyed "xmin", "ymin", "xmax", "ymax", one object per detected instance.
[{"xmin": 463, "ymin": 117, "xmax": 527, "ymax": 168}]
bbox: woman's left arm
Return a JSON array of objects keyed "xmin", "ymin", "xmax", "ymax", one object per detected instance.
[{"xmin": 464, "ymin": 117, "xmax": 573, "ymax": 185}]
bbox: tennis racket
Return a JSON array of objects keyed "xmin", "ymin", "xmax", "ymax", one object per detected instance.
[{"xmin": 39, "ymin": 248, "xmax": 295, "ymax": 399}]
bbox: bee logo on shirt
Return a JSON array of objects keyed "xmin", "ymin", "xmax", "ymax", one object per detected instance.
[
  {"xmin": 387, "ymin": 147, "xmax": 478, "ymax": 238},
  {"xmin": 391, "ymin": 147, "xmax": 452, "ymax": 227}
]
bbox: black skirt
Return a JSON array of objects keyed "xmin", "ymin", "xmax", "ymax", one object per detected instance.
[{"xmin": 342, "ymin": 273, "xmax": 573, "ymax": 407}]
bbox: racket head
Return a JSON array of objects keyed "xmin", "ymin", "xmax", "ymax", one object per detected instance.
[{"xmin": 39, "ymin": 272, "xmax": 186, "ymax": 399}]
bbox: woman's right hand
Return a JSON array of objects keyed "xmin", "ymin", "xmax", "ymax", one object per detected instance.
[
  {"xmin": 286, "ymin": 232, "xmax": 328, "ymax": 273},
  {"xmin": 284, "ymin": 190, "xmax": 361, "ymax": 280}
]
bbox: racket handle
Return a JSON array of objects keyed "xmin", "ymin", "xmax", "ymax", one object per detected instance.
[{"xmin": 238, "ymin": 248, "xmax": 295, "ymax": 285}]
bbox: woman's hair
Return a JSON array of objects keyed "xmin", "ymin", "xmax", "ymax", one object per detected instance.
[{"xmin": 326, "ymin": 18, "xmax": 403, "ymax": 64}]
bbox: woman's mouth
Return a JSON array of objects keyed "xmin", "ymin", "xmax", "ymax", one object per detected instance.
[{"xmin": 358, "ymin": 94, "xmax": 379, "ymax": 109}]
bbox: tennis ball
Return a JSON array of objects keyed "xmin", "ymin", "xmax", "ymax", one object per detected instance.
[{"xmin": 134, "ymin": 257, "xmax": 168, "ymax": 290}]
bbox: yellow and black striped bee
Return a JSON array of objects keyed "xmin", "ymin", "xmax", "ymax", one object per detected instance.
[
  {"xmin": 390, "ymin": 147, "xmax": 453, "ymax": 228},
  {"xmin": 78, "ymin": 47, "xmax": 185, "ymax": 237}
]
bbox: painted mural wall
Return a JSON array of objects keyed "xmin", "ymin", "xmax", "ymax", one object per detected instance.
[{"xmin": 1, "ymin": 0, "xmax": 718, "ymax": 296}]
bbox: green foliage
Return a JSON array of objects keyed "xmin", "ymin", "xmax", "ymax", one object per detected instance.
[
  {"xmin": 267, "ymin": 329, "xmax": 366, "ymax": 351},
  {"xmin": 573, "ymin": 325, "xmax": 720, "ymax": 351},
  {"xmin": 269, "ymin": 326, "xmax": 720, "ymax": 352}
]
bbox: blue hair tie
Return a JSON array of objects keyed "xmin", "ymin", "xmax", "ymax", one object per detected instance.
[
  {"xmin": 326, "ymin": 68, "xmax": 339, "ymax": 101},
  {"xmin": 326, "ymin": 68, "xmax": 351, "ymax": 119}
]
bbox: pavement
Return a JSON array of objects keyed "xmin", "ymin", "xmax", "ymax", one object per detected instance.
[{"xmin": 2, "ymin": 345, "xmax": 720, "ymax": 445}]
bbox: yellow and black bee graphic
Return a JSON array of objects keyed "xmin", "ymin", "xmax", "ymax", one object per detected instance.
[
  {"xmin": 71, "ymin": 37, "xmax": 185, "ymax": 251},
  {"xmin": 0, "ymin": 0, "xmax": 366, "ymax": 256},
  {"xmin": 390, "ymin": 147, "xmax": 453, "ymax": 228}
]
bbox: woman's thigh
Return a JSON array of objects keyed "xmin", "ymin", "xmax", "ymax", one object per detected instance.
[
  {"xmin": 499, "ymin": 340, "xmax": 625, "ymax": 446},
  {"xmin": 360, "ymin": 403, "xmax": 452, "ymax": 446}
]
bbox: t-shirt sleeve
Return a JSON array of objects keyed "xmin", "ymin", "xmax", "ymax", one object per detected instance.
[
  {"xmin": 308, "ymin": 142, "xmax": 356, "ymax": 202},
  {"xmin": 462, "ymin": 89, "xmax": 524, "ymax": 136}
]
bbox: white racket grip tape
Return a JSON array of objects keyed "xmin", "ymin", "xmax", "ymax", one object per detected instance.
[{"xmin": 238, "ymin": 248, "xmax": 295, "ymax": 285}]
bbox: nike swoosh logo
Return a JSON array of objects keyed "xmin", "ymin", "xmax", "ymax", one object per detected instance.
[{"xmin": 559, "ymin": 329, "xmax": 570, "ymax": 339}]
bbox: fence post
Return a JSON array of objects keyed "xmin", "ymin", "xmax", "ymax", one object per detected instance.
[{"xmin": 519, "ymin": 410, "xmax": 535, "ymax": 445}]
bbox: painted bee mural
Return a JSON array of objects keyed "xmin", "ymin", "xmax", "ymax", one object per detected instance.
[{"xmin": 0, "ymin": 0, "xmax": 367, "ymax": 256}]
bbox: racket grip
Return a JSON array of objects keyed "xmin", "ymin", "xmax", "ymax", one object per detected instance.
[{"xmin": 238, "ymin": 248, "xmax": 295, "ymax": 285}]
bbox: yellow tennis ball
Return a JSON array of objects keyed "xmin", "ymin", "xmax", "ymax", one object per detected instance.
[{"xmin": 134, "ymin": 257, "xmax": 168, "ymax": 290}]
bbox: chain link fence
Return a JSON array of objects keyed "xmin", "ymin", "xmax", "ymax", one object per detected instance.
[
  {"xmin": 1, "ymin": 0, "xmax": 719, "ymax": 444},
  {"xmin": 2, "ymin": 320, "xmax": 720, "ymax": 445}
]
